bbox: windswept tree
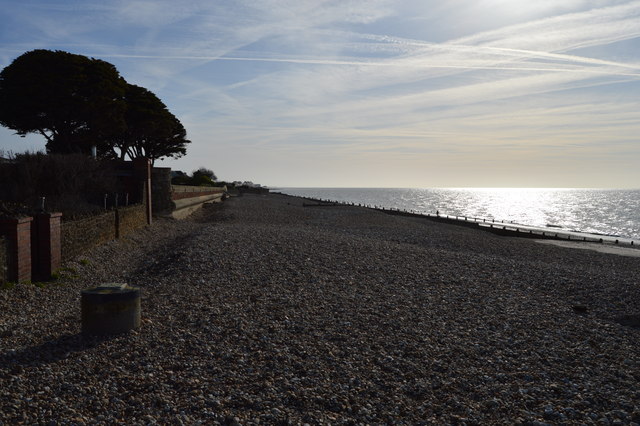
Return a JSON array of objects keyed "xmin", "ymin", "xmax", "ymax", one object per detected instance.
[
  {"xmin": 0, "ymin": 50, "xmax": 190, "ymax": 163},
  {"xmin": 0, "ymin": 49, "xmax": 127, "ymax": 155},
  {"xmin": 109, "ymin": 84, "xmax": 190, "ymax": 164}
]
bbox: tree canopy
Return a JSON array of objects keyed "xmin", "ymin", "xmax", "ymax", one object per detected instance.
[
  {"xmin": 171, "ymin": 168, "xmax": 218, "ymax": 186},
  {"xmin": 109, "ymin": 84, "xmax": 190, "ymax": 164},
  {"xmin": 192, "ymin": 167, "xmax": 217, "ymax": 181},
  {"xmin": 0, "ymin": 49, "xmax": 190, "ymax": 162},
  {"xmin": 0, "ymin": 50, "xmax": 127, "ymax": 155}
]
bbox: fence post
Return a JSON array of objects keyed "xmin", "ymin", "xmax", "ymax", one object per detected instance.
[{"xmin": 133, "ymin": 157, "xmax": 152, "ymax": 225}]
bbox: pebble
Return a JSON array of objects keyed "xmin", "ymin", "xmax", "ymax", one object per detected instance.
[{"xmin": 1, "ymin": 193, "xmax": 639, "ymax": 423}]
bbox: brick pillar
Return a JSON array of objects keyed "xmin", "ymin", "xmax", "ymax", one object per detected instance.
[
  {"xmin": 0, "ymin": 216, "xmax": 33, "ymax": 282},
  {"xmin": 31, "ymin": 213, "xmax": 62, "ymax": 281},
  {"xmin": 133, "ymin": 157, "xmax": 152, "ymax": 225},
  {"xmin": 0, "ymin": 236, "xmax": 8, "ymax": 284}
]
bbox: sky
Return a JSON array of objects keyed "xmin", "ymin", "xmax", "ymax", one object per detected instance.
[{"xmin": 1, "ymin": 0, "xmax": 639, "ymax": 188}]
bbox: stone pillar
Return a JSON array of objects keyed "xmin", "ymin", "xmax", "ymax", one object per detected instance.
[
  {"xmin": 31, "ymin": 212, "xmax": 62, "ymax": 281},
  {"xmin": 0, "ymin": 216, "xmax": 33, "ymax": 282},
  {"xmin": 133, "ymin": 157, "xmax": 152, "ymax": 225}
]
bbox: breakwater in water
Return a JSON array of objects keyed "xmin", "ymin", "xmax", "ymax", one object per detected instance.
[
  {"xmin": 277, "ymin": 188, "xmax": 640, "ymax": 243},
  {"xmin": 276, "ymin": 190, "xmax": 638, "ymax": 246}
]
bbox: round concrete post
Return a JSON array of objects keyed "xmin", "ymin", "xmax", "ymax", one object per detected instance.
[{"xmin": 81, "ymin": 284, "xmax": 140, "ymax": 335}]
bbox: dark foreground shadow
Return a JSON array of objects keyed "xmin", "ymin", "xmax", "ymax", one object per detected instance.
[
  {"xmin": 616, "ymin": 315, "xmax": 640, "ymax": 329},
  {"xmin": 0, "ymin": 332, "xmax": 117, "ymax": 369}
]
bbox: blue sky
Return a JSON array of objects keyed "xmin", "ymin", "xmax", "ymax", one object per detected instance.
[{"xmin": 1, "ymin": 0, "xmax": 639, "ymax": 188}]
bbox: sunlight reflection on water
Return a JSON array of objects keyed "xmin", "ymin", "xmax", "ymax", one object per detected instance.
[{"xmin": 277, "ymin": 188, "xmax": 640, "ymax": 239}]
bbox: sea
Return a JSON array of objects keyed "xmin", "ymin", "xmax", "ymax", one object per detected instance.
[{"xmin": 275, "ymin": 188, "xmax": 640, "ymax": 241}]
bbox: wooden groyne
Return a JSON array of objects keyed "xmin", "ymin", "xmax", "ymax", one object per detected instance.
[{"xmin": 279, "ymin": 193, "xmax": 637, "ymax": 247}]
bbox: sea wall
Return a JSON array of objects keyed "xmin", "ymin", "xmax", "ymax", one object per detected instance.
[{"xmin": 170, "ymin": 185, "xmax": 226, "ymax": 219}]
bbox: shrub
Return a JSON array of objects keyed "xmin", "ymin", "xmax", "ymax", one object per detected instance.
[
  {"xmin": 191, "ymin": 174, "xmax": 214, "ymax": 187},
  {"xmin": 0, "ymin": 152, "xmax": 118, "ymax": 216},
  {"xmin": 170, "ymin": 168, "xmax": 218, "ymax": 186}
]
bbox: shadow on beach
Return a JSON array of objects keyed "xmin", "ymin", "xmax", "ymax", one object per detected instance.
[{"xmin": 0, "ymin": 332, "xmax": 118, "ymax": 369}]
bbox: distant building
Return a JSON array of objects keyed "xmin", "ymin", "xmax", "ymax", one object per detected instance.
[{"xmin": 230, "ymin": 180, "xmax": 264, "ymax": 188}]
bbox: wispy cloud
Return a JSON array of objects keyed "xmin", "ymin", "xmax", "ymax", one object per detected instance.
[{"xmin": 1, "ymin": 0, "xmax": 640, "ymax": 186}]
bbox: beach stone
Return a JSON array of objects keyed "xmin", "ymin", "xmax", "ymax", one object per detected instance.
[{"xmin": 2, "ymin": 193, "xmax": 640, "ymax": 424}]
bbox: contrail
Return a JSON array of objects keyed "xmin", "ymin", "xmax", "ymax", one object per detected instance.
[{"xmin": 93, "ymin": 52, "xmax": 640, "ymax": 78}]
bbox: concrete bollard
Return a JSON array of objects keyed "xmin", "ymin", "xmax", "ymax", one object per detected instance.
[{"xmin": 81, "ymin": 283, "xmax": 140, "ymax": 335}]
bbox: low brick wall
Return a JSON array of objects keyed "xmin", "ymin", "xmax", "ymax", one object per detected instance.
[
  {"xmin": 0, "ymin": 236, "xmax": 7, "ymax": 284},
  {"xmin": 61, "ymin": 204, "xmax": 148, "ymax": 262},
  {"xmin": 117, "ymin": 204, "xmax": 147, "ymax": 239},
  {"xmin": 62, "ymin": 211, "xmax": 116, "ymax": 263}
]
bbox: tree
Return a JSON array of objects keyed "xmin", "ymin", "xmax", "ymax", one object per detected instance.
[
  {"xmin": 0, "ymin": 50, "xmax": 127, "ymax": 155},
  {"xmin": 192, "ymin": 167, "xmax": 217, "ymax": 181},
  {"xmin": 171, "ymin": 168, "xmax": 218, "ymax": 186},
  {"xmin": 109, "ymin": 84, "xmax": 190, "ymax": 164},
  {"xmin": 189, "ymin": 168, "xmax": 217, "ymax": 186}
]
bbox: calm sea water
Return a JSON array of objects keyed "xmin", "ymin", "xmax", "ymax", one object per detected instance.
[{"xmin": 276, "ymin": 188, "xmax": 640, "ymax": 240}]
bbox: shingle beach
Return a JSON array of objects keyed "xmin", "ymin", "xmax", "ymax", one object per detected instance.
[{"xmin": 1, "ymin": 193, "xmax": 639, "ymax": 424}]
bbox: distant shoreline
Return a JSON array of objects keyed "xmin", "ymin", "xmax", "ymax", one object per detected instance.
[
  {"xmin": 276, "ymin": 187, "xmax": 640, "ymax": 243},
  {"xmin": 276, "ymin": 191, "xmax": 639, "ymax": 250}
]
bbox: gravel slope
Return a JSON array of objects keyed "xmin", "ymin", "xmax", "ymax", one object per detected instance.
[{"xmin": 1, "ymin": 193, "xmax": 639, "ymax": 425}]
